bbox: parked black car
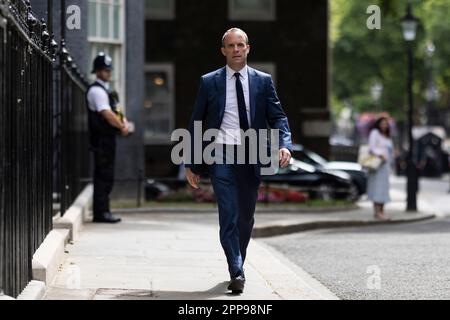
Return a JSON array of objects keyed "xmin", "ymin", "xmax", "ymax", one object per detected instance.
[
  {"xmin": 146, "ymin": 155, "xmax": 362, "ymax": 202},
  {"xmin": 291, "ymin": 144, "xmax": 367, "ymax": 196},
  {"xmin": 261, "ymin": 159, "xmax": 360, "ymax": 201}
]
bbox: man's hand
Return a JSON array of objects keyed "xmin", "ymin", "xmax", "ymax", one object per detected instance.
[
  {"xmin": 279, "ymin": 148, "xmax": 292, "ymax": 169},
  {"xmin": 101, "ymin": 109, "xmax": 128, "ymax": 134},
  {"xmin": 186, "ymin": 168, "xmax": 200, "ymax": 189},
  {"xmin": 120, "ymin": 119, "xmax": 130, "ymax": 136}
]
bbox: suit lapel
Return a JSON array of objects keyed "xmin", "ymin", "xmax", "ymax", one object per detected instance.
[
  {"xmin": 215, "ymin": 67, "xmax": 226, "ymax": 126},
  {"xmin": 248, "ymin": 67, "xmax": 258, "ymax": 127}
]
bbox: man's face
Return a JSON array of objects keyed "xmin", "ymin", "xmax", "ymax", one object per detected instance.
[
  {"xmin": 221, "ymin": 32, "xmax": 250, "ymax": 67},
  {"xmin": 97, "ymin": 69, "xmax": 112, "ymax": 82}
]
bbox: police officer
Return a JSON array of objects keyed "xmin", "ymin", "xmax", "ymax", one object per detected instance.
[{"xmin": 87, "ymin": 53, "xmax": 130, "ymax": 223}]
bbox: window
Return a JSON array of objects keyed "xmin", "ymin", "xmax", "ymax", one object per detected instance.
[
  {"xmin": 145, "ymin": 0, "xmax": 175, "ymax": 20},
  {"xmin": 88, "ymin": 0, "xmax": 126, "ymax": 109},
  {"xmin": 144, "ymin": 64, "xmax": 175, "ymax": 145},
  {"xmin": 229, "ymin": 0, "xmax": 276, "ymax": 21}
]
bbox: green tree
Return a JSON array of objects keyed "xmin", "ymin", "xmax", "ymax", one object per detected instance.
[{"xmin": 331, "ymin": 0, "xmax": 449, "ymax": 121}]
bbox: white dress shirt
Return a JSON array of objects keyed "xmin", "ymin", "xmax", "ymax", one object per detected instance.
[
  {"xmin": 216, "ymin": 65, "xmax": 251, "ymax": 145},
  {"xmin": 87, "ymin": 79, "xmax": 111, "ymax": 113}
]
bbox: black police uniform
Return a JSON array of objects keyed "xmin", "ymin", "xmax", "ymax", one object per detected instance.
[
  {"xmin": 86, "ymin": 82, "xmax": 119, "ymax": 217},
  {"xmin": 86, "ymin": 54, "xmax": 121, "ymax": 222}
]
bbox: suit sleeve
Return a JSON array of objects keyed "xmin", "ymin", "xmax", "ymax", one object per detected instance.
[
  {"xmin": 185, "ymin": 77, "xmax": 208, "ymax": 174},
  {"xmin": 265, "ymin": 76, "xmax": 293, "ymax": 153}
]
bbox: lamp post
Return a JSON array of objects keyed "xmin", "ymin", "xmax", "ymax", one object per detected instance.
[{"xmin": 402, "ymin": 1, "xmax": 419, "ymax": 212}]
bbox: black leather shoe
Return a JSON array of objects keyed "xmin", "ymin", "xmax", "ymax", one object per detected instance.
[
  {"xmin": 93, "ymin": 212, "xmax": 122, "ymax": 224},
  {"xmin": 227, "ymin": 276, "xmax": 246, "ymax": 294}
]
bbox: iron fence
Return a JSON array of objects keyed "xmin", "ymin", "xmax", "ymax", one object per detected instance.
[
  {"xmin": 0, "ymin": 0, "xmax": 90, "ymax": 297},
  {"xmin": 0, "ymin": 0, "xmax": 54, "ymax": 297},
  {"xmin": 54, "ymin": 45, "xmax": 90, "ymax": 215}
]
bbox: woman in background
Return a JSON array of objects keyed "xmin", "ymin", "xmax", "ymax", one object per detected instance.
[{"xmin": 367, "ymin": 117, "xmax": 394, "ymax": 220}]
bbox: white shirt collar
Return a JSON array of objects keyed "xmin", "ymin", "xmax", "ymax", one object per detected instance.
[
  {"xmin": 95, "ymin": 79, "xmax": 110, "ymax": 90},
  {"xmin": 226, "ymin": 65, "xmax": 248, "ymax": 81}
]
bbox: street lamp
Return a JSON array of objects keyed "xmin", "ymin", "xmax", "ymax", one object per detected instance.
[{"xmin": 402, "ymin": 1, "xmax": 419, "ymax": 212}]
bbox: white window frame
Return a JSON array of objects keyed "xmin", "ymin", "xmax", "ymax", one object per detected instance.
[
  {"xmin": 143, "ymin": 63, "xmax": 176, "ymax": 145},
  {"xmin": 145, "ymin": 0, "xmax": 176, "ymax": 20},
  {"xmin": 88, "ymin": 0, "xmax": 126, "ymax": 111},
  {"xmin": 229, "ymin": 0, "xmax": 276, "ymax": 21}
]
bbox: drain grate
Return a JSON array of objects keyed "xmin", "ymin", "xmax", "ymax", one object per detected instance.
[{"xmin": 94, "ymin": 288, "xmax": 158, "ymax": 300}]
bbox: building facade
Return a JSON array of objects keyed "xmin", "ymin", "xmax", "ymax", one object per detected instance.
[
  {"xmin": 31, "ymin": 0, "xmax": 330, "ymax": 196},
  {"xmin": 32, "ymin": 0, "xmax": 145, "ymax": 198},
  {"xmin": 144, "ymin": 0, "xmax": 331, "ymax": 178}
]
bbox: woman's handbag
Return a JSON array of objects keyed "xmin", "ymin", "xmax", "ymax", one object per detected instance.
[{"xmin": 358, "ymin": 152, "xmax": 384, "ymax": 172}]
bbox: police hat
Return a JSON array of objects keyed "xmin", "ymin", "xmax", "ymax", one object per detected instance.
[{"xmin": 91, "ymin": 53, "xmax": 113, "ymax": 73}]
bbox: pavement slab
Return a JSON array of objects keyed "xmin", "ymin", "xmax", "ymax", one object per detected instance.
[
  {"xmin": 43, "ymin": 189, "xmax": 434, "ymax": 301},
  {"xmin": 43, "ymin": 213, "xmax": 335, "ymax": 300}
]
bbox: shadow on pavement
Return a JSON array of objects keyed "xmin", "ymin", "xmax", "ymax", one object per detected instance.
[{"xmin": 93, "ymin": 282, "xmax": 237, "ymax": 300}]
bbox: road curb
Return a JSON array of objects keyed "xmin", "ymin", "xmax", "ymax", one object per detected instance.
[
  {"xmin": 252, "ymin": 214, "xmax": 436, "ymax": 238},
  {"xmin": 32, "ymin": 229, "xmax": 70, "ymax": 285},
  {"xmin": 248, "ymin": 240, "xmax": 340, "ymax": 300},
  {"xmin": 53, "ymin": 184, "xmax": 93, "ymax": 241},
  {"xmin": 113, "ymin": 204, "xmax": 358, "ymax": 214},
  {"xmin": 28, "ymin": 184, "xmax": 93, "ymax": 299},
  {"xmin": 17, "ymin": 281, "xmax": 46, "ymax": 300}
]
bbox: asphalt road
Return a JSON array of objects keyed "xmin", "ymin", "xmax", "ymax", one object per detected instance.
[
  {"xmin": 264, "ymin": 218, "xmax": 450, "ymax": 300},
  {"xmin": 263, "ymin": 177, "xmax": 450, "ymax": 300}
]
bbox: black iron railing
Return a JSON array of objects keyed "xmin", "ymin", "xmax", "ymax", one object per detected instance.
[
  {"xmin": 0, "ymin": 0, "xmax": 55, "ymax": 297},
  {"xmin": 0, "ymin": 0, "xmax": 90, "ymax": 297},
  {"xmin": 54, "ymin": 41, "xmax": 90, "ymax": 215}
]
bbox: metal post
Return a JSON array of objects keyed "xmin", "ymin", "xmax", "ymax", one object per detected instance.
[
  {"xmin": 47, "ymin": 0, "xmax": 53, "ymax": 35},
  {"xmin": 61, "ymin": 0, "xmax": 66, "ymax": 41},
  {"xmin": 406, "ymin": 42, "xmax": 418, "ymax": 212},
  {"xmin": 137, "ymin": 170, "xmax": 143, "ymax": 208}
]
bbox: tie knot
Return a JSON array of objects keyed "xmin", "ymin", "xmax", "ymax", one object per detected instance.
[{"xmin": 234, "ymin": 72, "xmax": 241, "ymax": 79}]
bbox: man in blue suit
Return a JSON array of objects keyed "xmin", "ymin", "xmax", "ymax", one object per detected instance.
[{"xmin": 185, "ymin": 28, "xmax": 293, "ymax": 294}]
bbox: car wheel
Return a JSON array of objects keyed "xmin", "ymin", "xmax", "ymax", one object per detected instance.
[
  {"xmin": 318, "ymin": 184, "xmax": 333, "ymax": 201},
  {"xmin": 348, "ymin": 183, "xmax": 360, "ymax": 202}
]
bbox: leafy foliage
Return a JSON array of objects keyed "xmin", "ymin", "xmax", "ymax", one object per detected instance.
[{"xmin": 331, "ymin": 0, "xmax": 450, "ymax": 121}]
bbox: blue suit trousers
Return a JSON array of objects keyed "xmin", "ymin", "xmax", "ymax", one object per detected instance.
[{"xmin": 208, "ymin": 145, "xmax": 261, "ymax": 279}]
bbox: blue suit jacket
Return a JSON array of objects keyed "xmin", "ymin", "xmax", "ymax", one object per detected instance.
[{"xmin": 186, "ymin": 66, "xmax": 293, "ymax": 176}]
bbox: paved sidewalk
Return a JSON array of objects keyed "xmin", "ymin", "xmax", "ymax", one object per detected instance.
[
  {"xmin": 43, "ymin": 189, "xmax": 434, "ymax": 300},
  {"xmin": 43, "ymin": 212, "xmax": 337, "ymax": 300}
]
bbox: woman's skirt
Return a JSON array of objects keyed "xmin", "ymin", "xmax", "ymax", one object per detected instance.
[{"xmin": 367, "ymin": 162, "xmax": 391, "ymax": 204}]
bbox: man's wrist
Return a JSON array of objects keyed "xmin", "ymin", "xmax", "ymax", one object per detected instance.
[{"xmin": 280, "ymin": 147, "xmax": 292, "ymax": 154}]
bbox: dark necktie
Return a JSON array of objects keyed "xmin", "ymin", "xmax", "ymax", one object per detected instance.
[{"xmin": 234, "ymin": 73, "xmax": 250, "ymax": 131}]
